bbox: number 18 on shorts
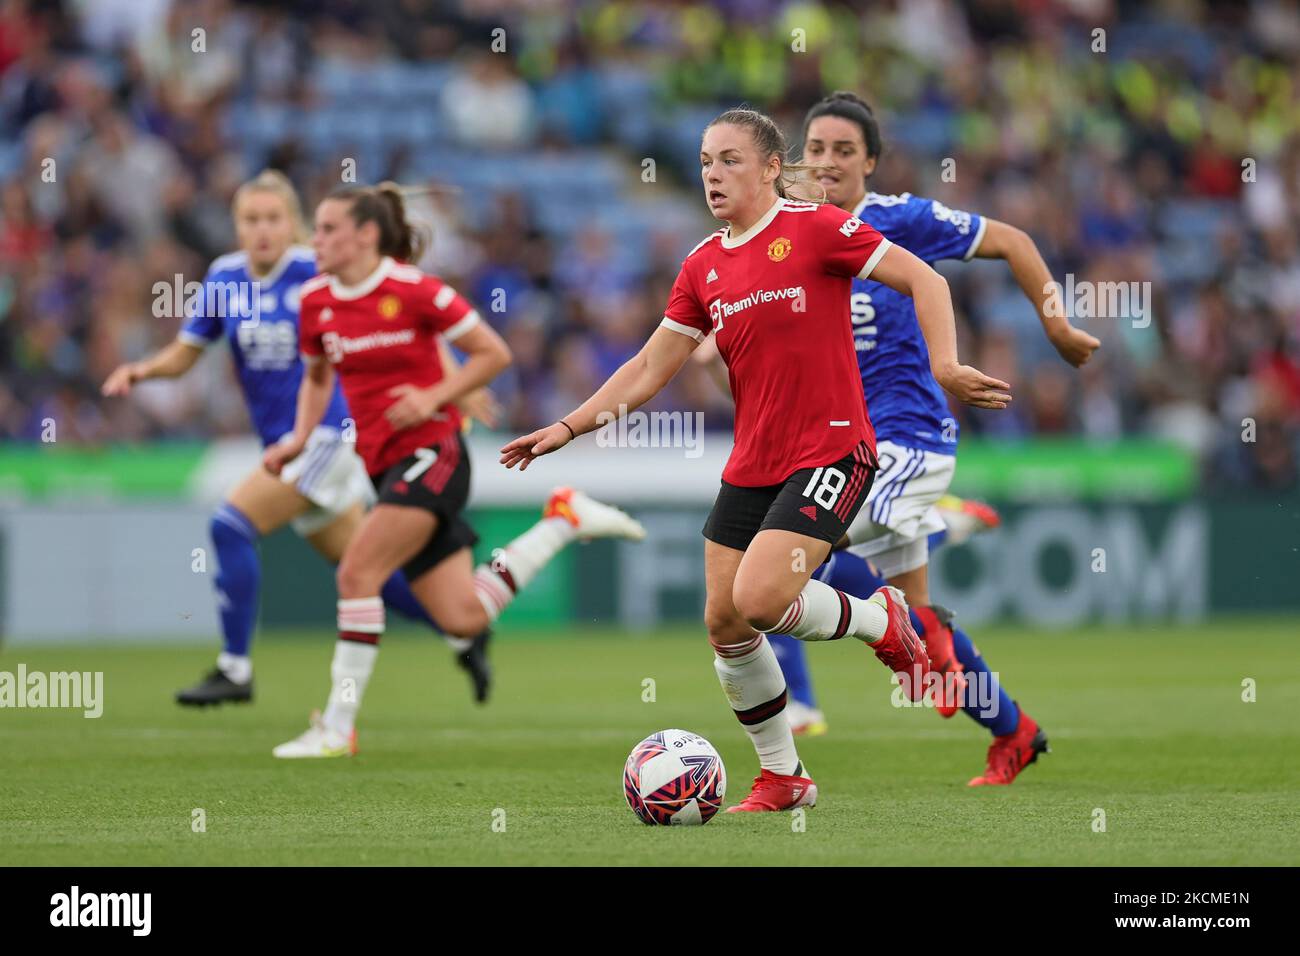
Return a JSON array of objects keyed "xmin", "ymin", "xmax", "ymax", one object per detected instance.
[{"xmin": 703, "ymin": 440, "xmax": 877, "ymax": 552}]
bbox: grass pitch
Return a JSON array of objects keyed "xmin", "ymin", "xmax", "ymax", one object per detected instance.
[{"xmin": 2, "ymin": 620, "xmax": 1297, "ymax": 866}]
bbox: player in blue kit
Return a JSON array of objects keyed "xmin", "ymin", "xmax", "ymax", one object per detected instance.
[
  {"xmin": 800, "ymin": 91, "xmax": 1098, "ymax": 783},
  {"xmin": 697, "ymin": 92, "xmax": 1099, "ymax": 785},
  {"xmin": 103, "ymin": 171, "xmax": 495, "ymax": 706}
]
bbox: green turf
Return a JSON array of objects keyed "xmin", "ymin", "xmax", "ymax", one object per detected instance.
[{"xmin": 1, "ymin": 620, "xmax": 1298, "ymax": 866}]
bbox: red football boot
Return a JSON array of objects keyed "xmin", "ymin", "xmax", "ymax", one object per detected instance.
[
  {"xmin": 968, "ymin": 709, "xmax": 1050, "ymax": 786},
  {"xmin": 867, "ymin": 586, "xmax": 930, "ymax": 701},
  {"xmin": 912, "ymin": 604, "xmax": 967, "ymax": 718},
  {"xmin": 726, "ymin": 768, "xmax": 818, "ymax": 813}
]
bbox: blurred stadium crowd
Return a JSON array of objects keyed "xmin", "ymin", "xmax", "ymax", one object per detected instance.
[{"xmin": 2, "ymin": 0, "xmax": 1299, "ymax": 489}]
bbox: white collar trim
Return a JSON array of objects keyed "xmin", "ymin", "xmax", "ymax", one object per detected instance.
[
  {"xmin": 721, "ymin": 198, "xmax": 785, "ymax": 249},
  {"xmin": 329, "ymin": 256, "xmax": 393, "ymax": 300}
]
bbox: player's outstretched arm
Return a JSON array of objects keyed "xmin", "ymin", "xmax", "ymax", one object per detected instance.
[
  {"xmin": 871, "ymin": 243, "xmax": 1012, "ymax": 410},
  {"xmin": 975, "ymin": 219, "xmax": 1100, "ymax": 367},
  {"xmin": 264, "ymin": 355, "xmax": 336, "ymax": 475},
  {"xmin": 101, "ymin": 340, "xmax": 203, "ymax": 396},
  {"xmin": 501, "ymin": 326, "xmax": 698, "ymax": 471}
]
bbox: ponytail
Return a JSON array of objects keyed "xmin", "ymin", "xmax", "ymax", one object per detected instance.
[
  {"xmin": 374, "ymin": 181, "xmax": 423, "ymax": 262},
  {"xmin": 328, "ymin": 182, "xmax": 427, "ymax": 262}
]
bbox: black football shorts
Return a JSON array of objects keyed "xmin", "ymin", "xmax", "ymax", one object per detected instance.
[
  {"xmin": 702, "ymin": 440, "xmax": 876, "ymax": 552},
  {"xmin": 372, "ymin": 432, "xmax": 480, "ymax": 580}
]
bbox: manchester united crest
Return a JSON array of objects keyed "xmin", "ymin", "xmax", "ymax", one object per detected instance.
[
  {"xmin": 378, "ymin": 294, "xmax": 402, "ymax": 319},
  {"xmin": 767, "ymin": 237, "xmax": 792, "ymax": 262}
]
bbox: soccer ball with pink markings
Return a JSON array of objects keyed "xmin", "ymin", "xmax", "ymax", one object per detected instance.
[{"xmin": 623, "ymin": 729, "xmax": 727, "ymax": 826}]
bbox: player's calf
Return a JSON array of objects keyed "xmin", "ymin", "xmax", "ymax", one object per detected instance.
[
  {"xmin": 708, "ymin": 622, "xmax": 807, "ymax": 805},
  {"xmin": 757, "ymin": 578, "xmax": 931, "ymax": 699}
]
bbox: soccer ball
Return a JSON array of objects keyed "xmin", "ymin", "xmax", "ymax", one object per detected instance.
[{"xmin": 623, "ymin": 729, "xmax": 727, "ymax": 825}]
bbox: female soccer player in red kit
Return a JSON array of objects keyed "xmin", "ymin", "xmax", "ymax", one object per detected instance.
[
  {"xmin": 266, "ymin": 184, "xmax": 645, "ymax": 757},
  {"xmin": 502, "ymin": 109, "xmax": 1011, "ymax": 811}
]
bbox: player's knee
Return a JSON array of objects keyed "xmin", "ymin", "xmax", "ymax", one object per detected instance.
[
  {"xmin": 703, "ymin": 601, "xmax": 732, "ymax": 638},
  {"xmin": 335, "ymin": 558, "xmax": 381, "ymax": 599},
  {"xmin": 739, "ymin": 606, "xmax": 785, "ymax": 633},
  {"xmin": 704, "ymin": 601, "xmax": 750, "ymax": 645},
  {"xmin": 730, "ymin": 580, "xmax": 788, "ymax": 633},
  {"xmin": 438, "ymin": 595, "xmax": 488, "ymax": 638}
]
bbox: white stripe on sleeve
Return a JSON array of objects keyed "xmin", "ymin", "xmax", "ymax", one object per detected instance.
[
  {"xmin": 963, "ymin": 216, "xmax": 988, "ymax": 261},
  {"xmin": 857, "ymin": 237, "xmax": 894, "ymax": 279},
  {"xmin": 443, "ymin": 310, "xmax": 480, "ymax": 342},
  {"xmin": 659, "ymin": 317, "xmax": 705, "ymax": 343}
]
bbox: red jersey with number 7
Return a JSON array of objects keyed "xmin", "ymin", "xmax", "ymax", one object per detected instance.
[
  {"xmin": 661, "ymin": 198, "xmax": 893, "ymax": 486},
  {"xmin": 299, "ymin": 256, "xmax": 481, "ymax": 476}
]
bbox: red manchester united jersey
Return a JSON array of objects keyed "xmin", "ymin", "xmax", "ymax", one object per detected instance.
[
  {"xmin": 662, "ymin": 198, "xmax": 893, "ymax": 486},
  {"xmin": 299, "ymin": 256, "xmax": 481, "ymax": 475}
]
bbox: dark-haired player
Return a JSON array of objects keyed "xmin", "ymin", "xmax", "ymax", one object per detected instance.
[
  {"xmin": 267, "ymin": 184, "xmax": 645, "ymax": 757},
  {"xmin": 765, "ymin": 91, "xmax": 1100, "ymax": 785},
  {"xmin": 502, "ymin": 109, "xmax": 1010, "ymax": 811}
]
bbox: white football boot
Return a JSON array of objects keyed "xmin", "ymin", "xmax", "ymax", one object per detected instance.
[
  {"xmin": 272, "ymin": 710, "xmax": 357, "ymax": 758},
  {"xmin": 935, "ymin": 494, "xmax": 1001, "ymax": 546},
  {"xmin": 544, "ymin": 487, "xmax": 646, "ymax": 541}
]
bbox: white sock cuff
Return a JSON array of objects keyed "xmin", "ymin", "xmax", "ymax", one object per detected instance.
[
  {"xmin": 473, "ymin": 567, "xmax": 513, "ymax": 622},
  {"xmin": 710, "ymin": 632, "xmax": 764, "ymax": 662},
  {"xmin": 339, "ymin": 597, "xmax": 384, "ymax": 610},
  {"xmin": 338, "ymin": 596, "xmax": 385, "ymax": 634},
  {"xmin": 492, "ymin": 517, "xmax": 575, "ymax": 589},
  {"xmin": 761, "ymin": 593, "xmax": 805, "ymax": 635}
]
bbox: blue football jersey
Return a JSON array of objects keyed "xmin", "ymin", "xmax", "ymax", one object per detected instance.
[
  {"xmin": 178, "ymin": 245, "xmax": 350, "ymax": 446},
  {"xmin": 851, "ymin": 192, "xmax": 986, "ymax": 455}
]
